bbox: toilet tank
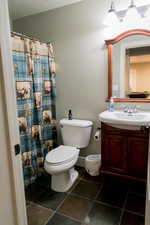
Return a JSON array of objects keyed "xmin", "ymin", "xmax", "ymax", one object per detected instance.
[{"xmin": 60, "ymin": 119, "xmax": 93, "ymax": 149}]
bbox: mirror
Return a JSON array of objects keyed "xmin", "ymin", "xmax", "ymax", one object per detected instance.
[{"xmin": 106, "ymin": 29, "xmax": 150, "ymax": 102}]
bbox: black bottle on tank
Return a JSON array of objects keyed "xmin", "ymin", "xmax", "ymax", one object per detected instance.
[{"xmin": 68, "ymin": 110, "xmax": 72, "ymax": 120}]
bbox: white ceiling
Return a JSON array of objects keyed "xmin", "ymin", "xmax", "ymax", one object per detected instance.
[
  {"xmin": 8, "ymin": 0, "xmax": 84, "ymax": 20},
  {"xmin": 8, "ymin": 0, "xmax": 150, "ymax": 21}
]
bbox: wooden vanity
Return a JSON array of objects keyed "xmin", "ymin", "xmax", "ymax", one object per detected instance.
[{"xmin": 101, "ymin": 122, "xmax": 149, "ymax": 181}]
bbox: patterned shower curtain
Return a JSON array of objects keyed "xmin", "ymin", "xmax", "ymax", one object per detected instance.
[{"xmin": 12, "ymin": 35, "xmax": 57, "ymax": 186}]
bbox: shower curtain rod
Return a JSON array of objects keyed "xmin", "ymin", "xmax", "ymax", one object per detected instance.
[{"xmin": 11, "ymin": 31, "xmax": 52, "ymax": 44}]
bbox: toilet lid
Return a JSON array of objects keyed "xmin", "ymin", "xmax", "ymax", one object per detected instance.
[
  {"xmin": 60, "ymin": 118, "xmax": 93, "ymax": 127},
  {"xmin": 46, "ymin": 145, "xmax": 78, "ymax": 165}
]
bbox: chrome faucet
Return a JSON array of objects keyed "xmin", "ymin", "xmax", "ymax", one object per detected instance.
[
  {"xmin": 121, "ymin": 104, "xmax": 138, "ymax": 115},
  {"xmin": 127, "ymin": 107, "xmax": 133, "ymax": 115},
  {"xmin": 132, "ymin": 105, "xmax": 138, "ymax": 113}
]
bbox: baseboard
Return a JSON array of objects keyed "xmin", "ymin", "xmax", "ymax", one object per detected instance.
[{"xmin": 76, "ymin": 156, "xmax": 85, "ymax": 167}]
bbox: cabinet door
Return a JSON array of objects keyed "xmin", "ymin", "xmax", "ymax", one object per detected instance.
[
  {"xmin": 127, "ymin": 137, "xmax": 148, "ymax": 179},
  {"xmin": 102, "ymin": 135, "xmax": 127, "ymax": 174}
]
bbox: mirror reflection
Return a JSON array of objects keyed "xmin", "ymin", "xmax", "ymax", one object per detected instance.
[
  {"xmin": 126, "ymin": 47, "xmax": 150, "ymax": 98},
  {"xmin": 112, "ymin": 35, "xmax": 150, "ymax": 99}
]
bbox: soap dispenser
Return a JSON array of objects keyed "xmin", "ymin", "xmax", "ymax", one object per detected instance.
[
  {"xmin": 109, "ymin": 97, "xmax": 115, "ymax": 112},
  {"xmin": 68, "ymin": 109, "xmax": 72, "ymax": 120}
]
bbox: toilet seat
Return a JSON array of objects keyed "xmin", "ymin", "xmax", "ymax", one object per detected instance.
[{"xmin": 45, "ymin": 145, "xmax": 78, "ymax": 166}]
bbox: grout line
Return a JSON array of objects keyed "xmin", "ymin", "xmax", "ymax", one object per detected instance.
[
  {"xmin": 28, "ymin": 201, "xmax": 54, "ymax": 212},
  {"xmin": 46, "ymin": 174, "xmax": 103, "ymax": 224},
  {"xmin": 55, "ymin": 194, "xmax": 71, "ymax": 211},
  {"xmin": 26, "ymin": 173, "xmax": 146, "ymax": 225},
  {"xmin": 80, "ymin": 176, "xmax": 102, "ymax": 185},
  {"xmin": 125, "ymin": 209, "xmax": 145, "ymax": 217},
  {"xmin": 118, "ymin": 189, "xmax": 129, "ymax": 225},
  {"xmin": 54, "ymin": 179, "xmax": 81, "ymax": 212},
  {"xmin": 26, "ymin": 173, "xmax": 83, "ymax": 225},
  {"xmin": 27, "ymin": 201, "xmax": 56, "ymax": 225},
  {"xmin": 69, "ymin": 192, "xmax": 91, "ymax": 201},
  {"xmin": 43, "ymin": 210, "xmax": 56, "ymax": 225},
  {"xmin": 80, "ymin": 200, "xmax": 95, "ymax": 224},
  {"xmin": 80, "ymin": 182, "xmax": 104, "ymax": 225},
  {"xmin": 43, "ymin": 177, "xmax": 82, "ymax": 224},
  {"xmin": 29, "ymin": 175, "xmax": 82, "ymax": 225},
  {"xmin": 94, "ymin": 200, "xmax": 123, "ymax": 210},
  {"xmin": 95, "ymin": 182, "xmax": 104, "ymax": 197},
  {"xmin": 121, "ymin": 190, "xmax": 146, "ymax": 218},
  {"xmin": 93, "ymin": 182, "xmax": 104, "ymax": 200},
  {"xmin": 69, "ymin": 179, "xmax": 103, "ymax": 202},
  {"xmin": 74, "ymin": 178, "xmax": 101, "ymax": 186},
  {"xmin": 67, "ymin": 178, "xmax": 81, "ymax": 194},
  {"xmin": 57, "ymin": 211, "xmax": 82, "ymax": 223},
  {"xmin": 70, "ymin": 192, "xmax": 98, "ymax": 202},
  {"xmin": 128, "ymin": 190, "xmax": 146, "ymax": 197},
  {"xmin": 93, "ymin": 181, "xmax": 124, "ymax": 211}
]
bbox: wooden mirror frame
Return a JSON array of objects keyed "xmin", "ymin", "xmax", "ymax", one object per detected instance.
[{"xmin": 105, "ymin": 29, "xmax": 150, "ymax": 103}]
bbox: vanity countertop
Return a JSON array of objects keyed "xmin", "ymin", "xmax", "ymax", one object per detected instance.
[{"xmin": 99, "ymin": 110, "xmax": 150, "ymax": 127}]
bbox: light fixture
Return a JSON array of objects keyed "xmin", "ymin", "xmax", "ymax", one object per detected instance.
[
  {"xmin": 104, "ymin": 0, "xmax": 150, "ymax": 27},
  {"xmin": 144, "ymin": 5, "xmax": 150, "ymax": 19},
  {"xmin": 103, "ymin": 1, "xmax": 119, "ymax": 26},
  {"xmin": 124, "ymin": 0, "xmax": 141, "ymax": 24}
]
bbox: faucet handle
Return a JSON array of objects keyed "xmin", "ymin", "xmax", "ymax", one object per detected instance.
[
  {"xmin": 132, "ymin": 104, "xmax": 137, "ymax": 113},
  {"xmin": 136, "ymin": 105, "xmax": 141, "ymax": 112},
  {"xmin": 133, "ymin": 105, "xmax": 141, "ymax": 113},
  {"xmin": 120, "ymin": 104, "xmax": 128, "ymax": 112}
]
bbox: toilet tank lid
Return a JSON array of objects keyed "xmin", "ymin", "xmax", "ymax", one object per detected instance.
[{"xmin": 60, "ymin": 119, "xmax": 93, "ymax": 127}]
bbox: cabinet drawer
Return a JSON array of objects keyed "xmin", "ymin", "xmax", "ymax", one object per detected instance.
[{"xmin": 101, "ymin": 122, "xmax": 149, "ymax": 138}]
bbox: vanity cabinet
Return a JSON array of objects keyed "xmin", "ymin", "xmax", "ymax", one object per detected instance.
[
  {"xmin": 101, "ymin": 123, "xmax": 149, "ymax": 181},
  {"xmin": 127, "ymin": 137, "xmax": 148, "ymax": 179}
]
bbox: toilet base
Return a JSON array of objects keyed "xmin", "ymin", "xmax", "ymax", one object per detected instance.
[{"xmin": 51, "ymin": 167, "xmax": 78, "ymax": 192}]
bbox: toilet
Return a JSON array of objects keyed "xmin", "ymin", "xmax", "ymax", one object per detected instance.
[{"xmin": 44, "ymin": 118, "xmax": 93, "ymax": 192}]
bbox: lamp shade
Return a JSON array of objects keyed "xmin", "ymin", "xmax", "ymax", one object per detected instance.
[
  {"xmin": 103, "ymin": 1, "xmax": 119, "ymax": 26},
  {"xmin": 103, "ymin": 10, "xmax": 119, "ymax": 26},
  {"xmin": 145, "ymin": 6, "xmax": 150, "ymax": 18},
  {"xmin": 124, "ymin": 2, "xmax": 141, "ymax": 24}
]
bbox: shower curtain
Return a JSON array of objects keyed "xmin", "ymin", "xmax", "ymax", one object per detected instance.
[{"xmin": 12, "ymin": 35, "xmax": 57, "ymax": 186}]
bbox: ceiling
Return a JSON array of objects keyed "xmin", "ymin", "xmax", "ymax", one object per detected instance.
[
  {"xmin": 8, "ymin": 0, "xmax": 150, "ymax": 21},
  {"xmin": 8, "ymin": 0, "xmax": 84, "ymax": 20}
]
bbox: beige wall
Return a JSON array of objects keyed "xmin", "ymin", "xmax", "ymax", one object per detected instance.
[
  {"xmin": 11, "ymin": 1, "xmax": 150, "ymax": 159},
  {"xmin": 131, "ymin": 62, "xmax": 150, "ymax": 92},
  {"xmin": 13, "ymin": 0, "xmax": 109, "ymax": 156},
  {"xmin": 12, "ymin": 0, "xmax": 150, "ymax": 156},
  {"xmin": 9, "ymin": 15, "xmax": 13, "ymax": 30}
]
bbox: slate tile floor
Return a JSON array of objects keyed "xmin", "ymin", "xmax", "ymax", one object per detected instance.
[{"xmin": 26, "ymin": 167, "xmax": 146, "ymax": 225}]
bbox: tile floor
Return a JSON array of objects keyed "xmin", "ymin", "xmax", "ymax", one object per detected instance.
[{"xmin": 26, "ymin": 167, "xmax": 146, "ymax": 225}]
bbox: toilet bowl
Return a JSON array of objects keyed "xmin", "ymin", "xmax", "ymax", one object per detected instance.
[
  {"xmin": 44, "ymin": 118, "xmax": 93, "ymax": 192},
  {"xmin": 44, "ymin": 145, "xmax": 80, "ymax": 192}
]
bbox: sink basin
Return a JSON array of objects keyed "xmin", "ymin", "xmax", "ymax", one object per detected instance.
[
  {"xmin": 114, "ymin": 112, "xmax": 147, "ymax": 121},
  {"xmin": 99, "ymin": 111, "xmax": 150, "ymax": 127}
]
